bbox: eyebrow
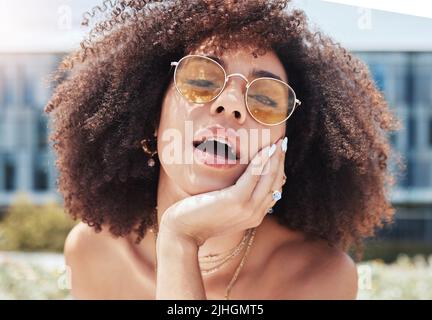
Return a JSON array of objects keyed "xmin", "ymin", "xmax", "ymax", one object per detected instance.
[{"xmin": 205, "ymin": 55, "xmax": 284, "ymax": 82}]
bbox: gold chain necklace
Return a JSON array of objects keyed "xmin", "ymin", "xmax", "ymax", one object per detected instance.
[
  {"xmin": 223, "ymin": 227, "xmax": 256, "ymax": 300},
  {"xmin": 152, "ymin": 228, "xmax": 250, "ymax": 275},
  {"xmin": 199, "ymin": 229, "xmax": 253, "ymax": 275},
  {"xmin": 199, "ymin": 230, "xmax": 250, "ymax": 263},
  {"xmin": 152, "ymin": 226, "xmax": 257, "ymax": 300}
]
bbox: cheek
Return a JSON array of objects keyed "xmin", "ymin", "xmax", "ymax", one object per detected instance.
[
  {"xmin": 159, "ymin": 87, "xmax": 183, "ymax": 128},
  {"xmin": 244, "ymin": 123, "xmax": 286, "ymax": 156},
  {"xmin": 272, "ymin": 124, "xmax": 286, "ymax": 141},
  {"xmin": 159, "ymin": 84, "xmax": 202, "ymax": 130}
]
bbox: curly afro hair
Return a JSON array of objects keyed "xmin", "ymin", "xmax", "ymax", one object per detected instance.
[{"xmin": 44, "ymin": 0, "xmax": 403, "ymax": 261}]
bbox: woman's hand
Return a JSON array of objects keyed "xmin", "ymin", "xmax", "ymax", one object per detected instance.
[{"xmin": 159, "ymin": 136, "xmax": 288, "ymax": 247}]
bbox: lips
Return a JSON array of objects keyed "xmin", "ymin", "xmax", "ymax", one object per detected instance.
[{"xmin": 192, "ymin": 125, "xmax": 241, "ymax": 161}]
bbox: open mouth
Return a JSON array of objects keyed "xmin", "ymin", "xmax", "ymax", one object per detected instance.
[{"xmin": 193, "ymin": 137, "xmax": 239, "ymax": 161}]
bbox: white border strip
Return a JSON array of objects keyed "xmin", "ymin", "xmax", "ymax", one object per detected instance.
[{"xmin": 322, "ymin": 0, "xmax": 432, "ymax": 19}]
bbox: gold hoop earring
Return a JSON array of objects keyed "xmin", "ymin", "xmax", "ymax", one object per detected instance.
[{"xmin": 140, "ymin": 137, "xmax": 158, "ymax": 167}]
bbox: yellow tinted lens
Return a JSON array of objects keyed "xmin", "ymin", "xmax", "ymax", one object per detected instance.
[
  {"xmin": 247, "ymin": 79, "xmax": 295, "ymax": 125},
  {"xmin": 174, "ymin": 56, "xmax": 225, "ymax": 103}
]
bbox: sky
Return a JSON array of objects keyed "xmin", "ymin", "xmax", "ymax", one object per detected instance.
[{"xmin": 0, "ymin": 0, "xmax": 431, "ymax": 52}]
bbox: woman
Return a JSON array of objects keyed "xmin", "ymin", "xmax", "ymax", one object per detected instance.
[{"xmin": 45, "ymin": 0, "xmax": 402, "ymax": 300}]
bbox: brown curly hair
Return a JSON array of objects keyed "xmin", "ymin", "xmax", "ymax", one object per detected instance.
[{"xmin": 44, "ymin": 0, "xmax": 404, "ymax": 261}]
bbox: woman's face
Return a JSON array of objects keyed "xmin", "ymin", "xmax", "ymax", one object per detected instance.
[{"xmin": 157, "ymin": 44, "xmax": 288, "ymax": 195}]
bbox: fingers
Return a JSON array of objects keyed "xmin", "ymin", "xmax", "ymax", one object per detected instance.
[
  {"xmin": 232, "ymin": 142, "xmax": 277, "ymax": 201},
  {"xmin": 261, "ymin": 157, "xmax": 287, "ymax": 215},
  {"xmin": 250, "ymin": 137, "xmax": 285, "ymax": 205},
  {"xmin": 254, "ymin": 137, "xmax": 288, "ymax": 217},
  {"xmin": 269, "ymin": 138, "xmax": 288, "ymax": 202}
]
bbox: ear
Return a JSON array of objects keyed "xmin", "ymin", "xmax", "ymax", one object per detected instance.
[{"xmin": 139, "ymin": 139, "xmax": 145, "ymax": 151}]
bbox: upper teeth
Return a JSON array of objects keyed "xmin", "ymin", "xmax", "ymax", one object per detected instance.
[
  {"xmin": 207, "ymin": 137, "xmax": 234, "ymax": 150},
  {"xmin": 205, "ymin": 137, "xmax": 230, "ymax": 147},
  {"xmin": 199, "ymin": 136, "xmax": 237, "ymax": 157}
]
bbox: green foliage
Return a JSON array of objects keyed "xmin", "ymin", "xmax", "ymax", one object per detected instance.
[{"xmin": 0, "ymin": 193, "xmax": 77, "ymax": 252}]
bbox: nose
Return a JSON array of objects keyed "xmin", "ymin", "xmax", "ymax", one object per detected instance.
[{"xmin": 209, "ymin": 75, "xmax": 248, "ymax": 125}]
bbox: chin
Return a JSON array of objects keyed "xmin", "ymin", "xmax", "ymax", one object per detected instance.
[{"xmin": 181, "ymin": 164, "xmax": 241, "ymax": 195}]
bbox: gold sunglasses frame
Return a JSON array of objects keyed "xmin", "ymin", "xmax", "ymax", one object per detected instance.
[{"xmin": 170, "ymin": 54, "xmax": 302, "ymax": 126}]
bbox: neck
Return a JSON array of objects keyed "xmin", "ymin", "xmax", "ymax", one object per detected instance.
[{"xmin": 155, "ymin": 168, "xmax": 248, "ymax": 260}]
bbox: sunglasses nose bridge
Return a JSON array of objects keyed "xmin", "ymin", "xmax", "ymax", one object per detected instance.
[
  {"xmin": 225, "ymin": 73, "xmax": 249, "ymax": 85},
  {"xmin": 223, "ymin": 73, "xmax": 249, "ymax": 97}
]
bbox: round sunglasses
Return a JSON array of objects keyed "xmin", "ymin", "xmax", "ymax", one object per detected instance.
[{"xmin": 170, "ymin": 54, "xmax": 301, "ymax": 126}]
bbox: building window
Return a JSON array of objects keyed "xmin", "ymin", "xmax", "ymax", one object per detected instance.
[
  {"xmin": 0, "ymin": 66, "xmax": 13, "ymax": 108},
  {"xmin": 408, "ymin": 115, "xmax": 416, "ymax": 150},
  {"xmin": 15, "ymin": 117, "xmax": 28, "ymax": 149},
  {"xmin": 23, "ymin": 76, "xmax": 33, "ymax": 107},
  {"xmin": 389, "ymin": 132, "xmax": 397, "ymax": 146},
  {"xmin": 429, "ymin": 117, "xmax": 432, "ymax": 147},
  {"xmin": 0, "ymin": 67, "xmax": 4, "ymax": 108},
  {"xmin": 36, "ymin": 115, "xmax": 48, "ymax": 150},
  {"xmin": 405, "ymin": 54, "xmax": 415, "ymax": 107},
  {"xmin": 369, "ymin": 63, "xmax": 386, "ymax": 92},
  {"xmin": 17, "ymin": 65, "xmax": 34, "ymax": 107},
  {"xmin": 33, "ymin": 154, "xmax": 49, "ymax": 191},
  {"xmin": 413, "ymin": 53, "xmax": 432, "ymax": 106},
  {"xmin": 378, "ymin": 218, "xmax": 427, "ymax": 242},
  {"xmin": 3, "ymin": 154, "xmax": 16, "ymax": 191},
  {"xmin": 0, "ymin": 119, "xmax": 4, "ymax": 149}
]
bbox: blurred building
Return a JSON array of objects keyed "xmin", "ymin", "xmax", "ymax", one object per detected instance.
[
  {"xmin": 0, "ymin": 0, "xmax": 431, "ymax": 243},
  {"xmin": 0, "ymin": 54, "xmax": 62, "ymax": 206},
  {"xmin": 356, "ymin": 51, "xmax": 432, "ymax": 243}
]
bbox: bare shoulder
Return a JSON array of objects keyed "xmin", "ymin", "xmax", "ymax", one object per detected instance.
[
  {"xmin": 64, "ymin": 221, "xmax": 120, "ymax": 261},
  {"xmin": 64, "ymin": 222, "xmax": 126, "ymax": 299},
  {"xmin": 267, "ymin": 230, "xmax": 358, "ymax": 300},
  {"xmin": 302, "ymin": 240, "xmax": 358, "ymax": 299}
]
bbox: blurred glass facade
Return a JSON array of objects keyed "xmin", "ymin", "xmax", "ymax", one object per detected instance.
[
  {"xmin": 355, "ymin": 52, "xmax": 432, "ymax": 243},
  {"xmin": 0, "ymin": 54, "xmax": 61, "ymax": 206}
]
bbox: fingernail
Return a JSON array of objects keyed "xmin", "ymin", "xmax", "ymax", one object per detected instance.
[
  {"xmin": 268, "ymin": 144, "xmax": 277, "ymax": 157},
  {"xmin": 281, "ymin": 137, "xmax": 288, "ymax": 152}
]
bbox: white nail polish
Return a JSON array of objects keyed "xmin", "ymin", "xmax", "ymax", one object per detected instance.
[
  {"xmin": 268, "ymin": 144, "xmax": 277, "ymax": 157},
  {"xmin": 281, "ymin": 137, "xmax": 288, "ymax": 152}
]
